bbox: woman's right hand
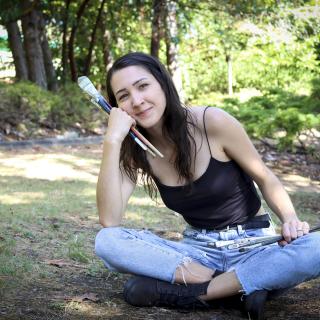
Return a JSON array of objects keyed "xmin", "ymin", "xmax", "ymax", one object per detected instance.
[{"xmin": 105, "ymin": 108, "xmax": 136, "ymax": 143}]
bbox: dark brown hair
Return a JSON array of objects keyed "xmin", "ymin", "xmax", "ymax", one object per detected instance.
[{"xmin": 106, "ymin": 52, "xmax": 197, "ymax": 199}]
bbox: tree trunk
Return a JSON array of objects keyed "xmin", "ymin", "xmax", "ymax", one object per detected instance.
[
  {"xmin": 5, "ymin": 20, "xmax": 28, "ymax": 81},
  {"xmin": 68, "ymin": 0, "xmax": 91, "ymax": 82},
  {"xmin": 61, "ymin": 0, "xmax": 72, "ymax": 83},
  {"xmin": 99, "ymin": 15, "xmax": 113, "ymax": 80},
  {"xmin": 39, "ymin": 11, "xmax": 58, "ymax": 91},
  {"xmin": 226, "ymin": 53, "xmax": 233, "ymax": 96},
  {"xmin": 150, "ymin": 0, "xmax": 165, "ymax": 58},
  {"xmin": 165, "ymin": 0, "xmax": 183, "ymax": 98},
  {"xmin": 83, "ymin": 0, "xmax": 106, "ymax": 76},
  {"xmin": 21, "ymin": 0, "xmax": 47, "ymax": 89}
]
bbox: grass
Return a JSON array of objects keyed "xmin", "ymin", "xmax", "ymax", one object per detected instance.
[
  {"xmin": 0, "ymin": 144, "xmax": 319, "ymax": 319},
  {"xmin": 0, "ymin": 145, "xmax": 184, "ymax": 288}
]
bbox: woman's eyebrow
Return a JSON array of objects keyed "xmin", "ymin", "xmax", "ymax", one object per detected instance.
[{"xmin": 115, "ymin": 77, "xmax": 148, "ymax": 96}]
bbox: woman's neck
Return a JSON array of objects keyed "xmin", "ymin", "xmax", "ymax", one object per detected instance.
[
  {"xmin": 145, "ymin": 121, "xmax": 165, "ymax": 145},
  {"xmin": 145, "ymin": 126, "xmax": 175, "ymax": 161}
]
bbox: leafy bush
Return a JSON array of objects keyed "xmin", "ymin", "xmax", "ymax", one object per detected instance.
[
  {"xmin": 0, "ymin": 81, "xmax": 102, "ymax": 138},
  {"xmin": 0, "ymin": 81, "xmax": 56, "ymax": 125},
  {"xmin": 51, "ymin": 82, "xmax": 93, "ymax": 129},
  {"xmin": 218, "ymin": 87, "xmax": 320, "ymax": 150},
  {"xmin": 310, "ymin": 78, "xmax": 320, "ymax": 103}
]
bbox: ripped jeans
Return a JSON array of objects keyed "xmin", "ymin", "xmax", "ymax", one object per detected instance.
[{"xmin": 95, "ymin": 225, "xmax": 320, "ymax": 295}]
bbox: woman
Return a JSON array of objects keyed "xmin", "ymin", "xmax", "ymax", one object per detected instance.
[{"xmin": 95, "ymin": 52, "xmax": 320, "ymax": 320}]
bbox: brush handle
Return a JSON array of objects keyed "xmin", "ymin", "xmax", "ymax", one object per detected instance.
[
  {"xmin": 92, "ymin": 97, "xmax": 149, "ymax": 152},
  {"xmin": 239, "ymin": 225, "xmax": 320, "ymax": 252}
]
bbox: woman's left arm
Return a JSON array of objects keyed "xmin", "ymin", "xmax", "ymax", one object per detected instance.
[{"xmin": 207, "ymin": 108, "xmax": 310, "ymax": 243}]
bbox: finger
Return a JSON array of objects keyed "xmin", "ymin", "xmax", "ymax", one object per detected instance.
[
  {"xmin": 296, "ymin": 229, "xmax": 304, "ymax": 237},
  {"xmin": 279, "ymin": 240, "xmax": 288, "ymax": 247},
  {"xmin": 295, "ymin": 221, "xmax": 304, "ymax": 237},
  {"xmin": 130, "ymin": 117, "xmax": 137, "ymax": 127},
  {"xmin": 289, "ymin": 223, "xmax": 298, "ymax": 240},
  {"xmin": 302, "ymin": 221, "xmax": 310, "ymax": 234},
  {"xmin": 282, "ymin": 223, "xmax": 292, "ymax": 243}
]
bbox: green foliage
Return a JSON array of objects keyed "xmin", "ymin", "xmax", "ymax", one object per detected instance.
[
  {"xmin": 48, "ymin": 0, "xmax": 151, "ymax": 85},
  {"xmin": 179, "ymin": 2, "xmax": 320, "ymax": 102},
  {"xmin": 234, "ymin": 36, "xmax": 320, "ymax": 92},
  {"xmin": 50, "ymin": 82, "xmax": 93, "ymax": 129},
  {"xmin": 0, "ymin": 0, "xmax": 319, "ymax": 153},
  {"xmin": 0, "ymin": 81, "xmax": 56, "ymax": 126},
  {"xmin": 215, "ymin": 87, "xmax": 320, "ymax": 150},
  {"xmin": 0, "ymin": 0, "xmax": 21, "ymax": 25},
  {"xmin": 310, "ymin": 78, "xmax": 320, "ymax": 102},
  {"xmin": 0, "ymin": 81, "xmax": 101, "ymax": 136},
  {"xmin": 0, "ymin": 37, "xmax": 9, "ymax": 51}
]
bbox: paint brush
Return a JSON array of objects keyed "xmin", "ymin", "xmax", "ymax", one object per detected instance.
[{"xmin": 78, "ymin": 76, "xmax": 163, "ymax": 158}]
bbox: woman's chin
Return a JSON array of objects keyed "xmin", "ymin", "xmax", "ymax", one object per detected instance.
[{"xmin": 136, "ymin": 117, "xmax": 162, "ymax": 130}]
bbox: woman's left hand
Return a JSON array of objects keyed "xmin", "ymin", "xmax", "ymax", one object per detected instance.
[{"xmin": 280, "ymin": 219, "xmax": 310, "ymax": 245}]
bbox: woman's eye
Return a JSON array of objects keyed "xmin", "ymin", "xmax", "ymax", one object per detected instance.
[
  {"xmin": 118, "ymin": 94, "xmax": 128, "ymax": 101},
  {"xmin": 139, "ymin": 83, "xmax": 148, "ymax": 89}
]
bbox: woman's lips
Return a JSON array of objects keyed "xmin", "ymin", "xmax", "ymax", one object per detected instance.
[{"xmin": 136, "ymin": 107, "xmax": 152, "ymax": 118}]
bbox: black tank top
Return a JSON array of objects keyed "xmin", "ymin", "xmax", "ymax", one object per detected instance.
[{"xmin": 153, "ymin": 107, "xmax": 261, "ymax": 229}]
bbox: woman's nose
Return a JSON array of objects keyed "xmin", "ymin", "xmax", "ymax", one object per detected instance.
[{"xmin": 131, "ymin": 92, "xmax": 144, "ymax": 107}]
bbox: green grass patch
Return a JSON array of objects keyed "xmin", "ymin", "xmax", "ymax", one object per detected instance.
[
  {"xmin": 67, "ymin": 234, "xmax": 91, "ymax": 263},
  {"xmin": 0, "ymin": 237, "xmax": 34, "ymax": 277}
]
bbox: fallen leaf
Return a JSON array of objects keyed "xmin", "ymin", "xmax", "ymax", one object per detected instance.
[
  {"xmin": 45, "ymin": 259, "xmax": 84, "ymax": 268},
  {"xmin": 65, "ymin": 293, "xmax": 100, "ymax": 303}
]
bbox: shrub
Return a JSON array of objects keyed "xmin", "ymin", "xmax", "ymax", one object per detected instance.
[
  {"xmin": 0, "ymin": 81, "xmax": 102, "ymax": 138},
  {"xmin": 218, "ymin": 86, "xmax": 320, "ymax": 150}
]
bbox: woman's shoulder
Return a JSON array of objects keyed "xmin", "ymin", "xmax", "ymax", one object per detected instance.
[{"xmin": 188, "ymin": 106, "xmax": 236, "ymax": 133}]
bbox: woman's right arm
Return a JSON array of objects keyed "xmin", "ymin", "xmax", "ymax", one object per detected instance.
[{"xmin": 96, "ymin": 108, "xmax": 136, "ymax": 227}]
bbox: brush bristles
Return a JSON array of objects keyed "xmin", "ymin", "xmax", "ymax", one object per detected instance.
[{"xmin": 78, "ymin": 76, "xmax": 99, "ymax": 99}]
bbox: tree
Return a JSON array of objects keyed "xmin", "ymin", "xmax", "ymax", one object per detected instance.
[
  {"xmin": 83, "ymin": 0, "xmax": 106, "ymax": 76},
  {"xmin": 5, "ymin": 20, "xmax": 28, "ymax": 80},
  {"xmin": 39, "ymin": 10, "xmax": 57, "ymax": 91},
  {"xmin": 165, "ymin": 0, "xmax": 183, "ymax": 96},
  {"xmin": 61, "ymin": 0, "xmax": 72, "ymax": 83},
  {"xmin": 150, "ymin": 0, "xmax": 165, "ymax": 58},
  {"xmin": 21, "ymin": 0, "xmax": 47, "ymax": 89},
  {"xmin": 99, "ymin": 8, "xmax": 113, "ymax": 79},
  {"xmin": 68, "ymin": 0, "xmax": 91, "ymax": 82},
  {"xmin": 0, "ymin": 0, "xmax": 57, "ymax": 90}
]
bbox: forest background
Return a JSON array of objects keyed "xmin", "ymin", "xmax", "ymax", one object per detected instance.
[{"xmin": 0, "ymin": 0, "xmax": 319, "ymax": 153}]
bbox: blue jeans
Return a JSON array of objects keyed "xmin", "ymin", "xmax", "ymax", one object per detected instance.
[{"xmin": 95, "ymin": 225, "xmax": 320, "ymax": 295}]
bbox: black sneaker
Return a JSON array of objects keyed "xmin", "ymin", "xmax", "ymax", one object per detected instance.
[
  {"xmin": 123, "ymin": 276, "xmax": 210, "ymax": 310},
  {"xmin": 244, "ymin": 290, "xmax": 268, "ymax": 320}
]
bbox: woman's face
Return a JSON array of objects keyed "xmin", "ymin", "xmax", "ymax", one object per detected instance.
[{"xmin": 110, "ymin": 65, "xmax": 167, "ymax": 129}]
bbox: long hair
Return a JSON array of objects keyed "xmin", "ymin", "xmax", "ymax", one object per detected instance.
[{"xmin": 106, "ymin": 52, "xmax": 197, "ymax": 199}]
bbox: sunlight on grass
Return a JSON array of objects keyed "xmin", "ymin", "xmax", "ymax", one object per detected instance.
[
  {"xmin": 126, "ymin": 211, "xmax": 144, "ymax": 221},
  {"xmin": 64, "ymin": 300, "xmax": 122, "ymax": 317},
  {"xmin": 87, "ymin": 214, "xmax": 99, "ymax": 222},
  {"xmin": 128, "ymin": 196, "xmax": 155, "ymax": 206},
  {"xmin": 0, "ymin": 192, "xmax": 45, "ymax": 204},
  {"xmin": 281, "ymin": 173, "xmax": 319, "ymax": 192},
  {"xmin": 0, "ymin": 153, "xmax": 99, "ymax": 182}
]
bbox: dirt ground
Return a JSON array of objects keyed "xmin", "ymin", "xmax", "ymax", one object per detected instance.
[
  {"xmin": 0, "ymin": 142, "xmax": 319, "ymax": 320},
  {"xmin": 2, "ymin": 268, "xmax": 320, "ymax": 320}
]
